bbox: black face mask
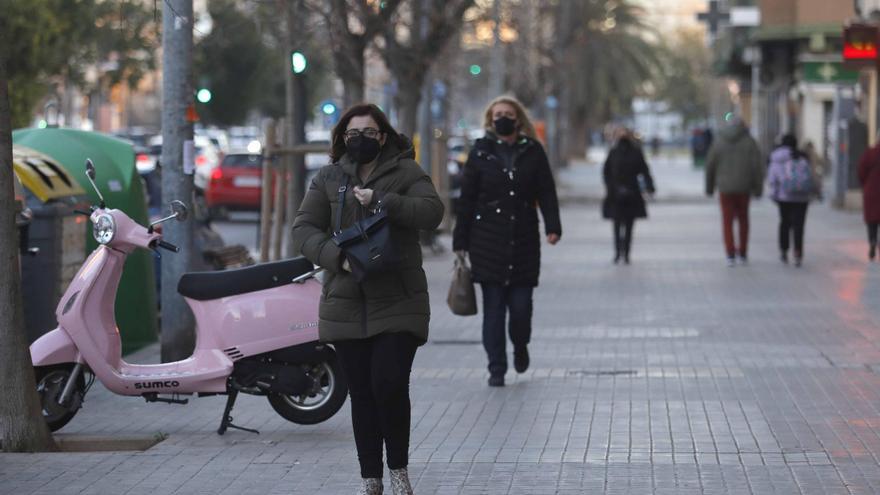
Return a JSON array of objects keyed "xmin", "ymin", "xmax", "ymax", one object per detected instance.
[
  {"xmin": 346, "ymin": 135, "xmax": 382, "ymax": 164},
  {"xmin": 493, "ymin": 116, "xmax": 517, "ymax": 137}
]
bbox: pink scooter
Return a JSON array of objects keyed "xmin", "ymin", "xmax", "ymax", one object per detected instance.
[{"xmin": 29, "ymin": 159, "xmax": 347, "ymax": 435}]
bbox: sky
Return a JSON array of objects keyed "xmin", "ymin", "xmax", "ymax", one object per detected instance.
[{"xmin": 634, "ymin": 0, "xmax": 708, "ymax": 34}]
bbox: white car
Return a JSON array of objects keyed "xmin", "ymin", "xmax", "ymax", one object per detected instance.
[
  {"xmin": 228, "ymin": 126, "xmax": 262, "ymax": 154},
  {"xmin": 148, "ymin": 135, "xmax": 221, "ymax": 190},
  {"xmin": 305, "ymin": 129, "xmax": 331, "ymax": 171},
  {"xmin": 193, "ymin": 135, "xmax": 221, "ymax": 190}
]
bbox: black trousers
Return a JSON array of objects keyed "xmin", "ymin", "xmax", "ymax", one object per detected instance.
[
  {"xmin": 613, "ymin": 217, "xmax": 635, "ymax": 256},
  {"xmin": 777, "ymin": 201, "xmax": 809, "ymax": 255},
  {"xmin": 869, "ymin": 223, "xmax": 879, "ymax": 246},
  {"xmin": 481, "ymin": 283, "xmax": 534, "ymax": 377},
  {"xmin": 334, "ymin": 332, "xmax": 419, "ymax": 478}
]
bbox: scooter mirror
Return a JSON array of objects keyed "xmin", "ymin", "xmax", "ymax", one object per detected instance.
[
  {"xmin": 171, "ymin": 200, "xmax": 188, "ymax": 222},
  {"xmin": 84, "ymin": 158, "xmax": 106, "ymax": 208}
]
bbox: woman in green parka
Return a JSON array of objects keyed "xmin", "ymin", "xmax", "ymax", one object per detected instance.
[{"xmin": 292, "ymin": 103, "xmax": 443, "ymax": 495}]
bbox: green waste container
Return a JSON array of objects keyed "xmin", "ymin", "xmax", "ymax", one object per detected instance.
[{"xmin": 13, "ymin": 128, "xmax": 159, "ymax": 354}]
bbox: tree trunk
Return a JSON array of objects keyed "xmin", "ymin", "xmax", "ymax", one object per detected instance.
[
  {"xmin": 565, "ymin": 110, "xmax": 590, "ymax": 161},
  {"xmin": 341, "ymin": 72, "xmax": 365, "ymax": 108},
  {"xmin": 340, "ymin": 66, "xmax": 366, "ymax": 111},
  {"xmin": 0, "ymin": 43, "xmax": 57, "ymax": 453},
  {"xmin": 395, "ymin": 77, "xmax": 422, "ymax": 139}
]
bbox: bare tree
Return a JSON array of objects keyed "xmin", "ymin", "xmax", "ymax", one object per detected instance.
[
  {"xmin": 378, "ymin": 0, "xmax": 475, "ymax": 137},
  {"xmin": 0, "ymin": 34, "xmax": 57, "ymax": 453},
  {"xmin": 307, "ymin": 0, "xmax": 403, "ymax": 108}
]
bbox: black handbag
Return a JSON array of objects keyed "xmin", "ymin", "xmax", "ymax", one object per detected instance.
[{"xmin": 331, "ymin": 177, "xmax": 398, "ymax": 282}]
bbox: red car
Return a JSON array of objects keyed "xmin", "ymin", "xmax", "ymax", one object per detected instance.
[{"xmin": 205, "ymin": 153, "xmax": 264, "ymax": 217}]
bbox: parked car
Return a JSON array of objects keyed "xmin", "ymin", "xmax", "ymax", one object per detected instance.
[
  {"xmin": 205, "ymin": 153, "xmax": 265, "ymax": 218},
  {"xmin": 305, "ymin": 129, "xmax": 331, "ymax": 171},
  {"xmin": 228, "ymin": 126, "xmax": 262, "ymax": 154},
  {"xmin": 198, "ymin": 127, "xmax": 230, "ymax": 155},
  {"xmin": 147, "ymin": 135, "xmax": 221, "ymax": 191}
]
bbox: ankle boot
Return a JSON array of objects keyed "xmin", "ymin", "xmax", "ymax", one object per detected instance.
[
  {"xmin": 389, "ymin": 468, "xmax": 414, "ymax": 495},
  {"xmin": 356, "ymin": 478, "xmax": 383, "ymax": 495}
]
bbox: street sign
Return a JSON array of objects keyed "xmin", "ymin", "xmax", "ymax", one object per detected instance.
[
  {"xmin": 697, "ymin": 0, "xmax": 729, "ymax": 36},
  {"xmin": 843, "ymin": 23, "xmax": 878, "ymax": 68},
  {"xmin": 802, "ymin": 62, "xmax": 859, "ymax": 84},
  {"xmin": 729, "ymin": 7, "xmax": 760, "ymax": 27}
]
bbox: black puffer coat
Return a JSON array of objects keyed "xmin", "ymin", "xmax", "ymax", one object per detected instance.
[
  {"xmin": 452, "ymin": 133, "xmax": 562, "ymax": 287},
  {"xmin": 602, "ymin": 139, "xmax": 655, "ymax": 220}
]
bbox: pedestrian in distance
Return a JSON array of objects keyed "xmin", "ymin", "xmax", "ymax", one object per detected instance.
[
  {"xmin": 766, "ymin": 134, "xmax": 822, "ymax": 267},
  {"xmin": 292, "ymin": 103, "xmax": 444, "ymax": 495},
  {"xmin": 602, "ymin": 127, "xmax": 656, "ymax": 264},
  {"xmin": 705, "ymin": 117, "xmax": 764, "ymax": 266},
  {"xmin": 452, "ymin": 95, "xmax": 562, "ymax": 388},
  {"xmin": 857, "ymin": 138, "xmax": 880, "ymax": 261}
]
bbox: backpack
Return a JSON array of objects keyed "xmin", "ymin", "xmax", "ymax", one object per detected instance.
[{"xmin": 781, "ymin": 157, "xmax": 813, "ymax": 195}]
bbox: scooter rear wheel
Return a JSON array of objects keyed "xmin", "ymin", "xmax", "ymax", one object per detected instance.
[
  {"xmin": 34, "ymin": 364, "xmax": 86, "ymax": 432},
  {"xmin": 268, "ymin": 352, "xmax": 348, "ymax": 425}
]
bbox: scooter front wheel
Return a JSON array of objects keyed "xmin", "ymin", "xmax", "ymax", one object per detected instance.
[
  {"xmin": 34, "ymin": 364, "xmax": 86, "ymax": 432},
  {"xmin": 267, "ymin": 352, "xmax": 348, "ymax": 425}
]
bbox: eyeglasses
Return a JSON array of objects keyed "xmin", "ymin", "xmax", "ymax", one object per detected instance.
[{"xmin": 344, "ymin": 128, "xmax": 381, "ymax": 140}]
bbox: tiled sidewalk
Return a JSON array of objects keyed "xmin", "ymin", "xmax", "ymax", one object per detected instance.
[{"xmin": 3, "ymin": 173, "xmax": 880, "ymax": 493}]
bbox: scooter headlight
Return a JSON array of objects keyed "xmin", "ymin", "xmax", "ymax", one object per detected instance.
[{"xmin": 92, "ymin": 213, "xmax": 116, "ymax": 244}]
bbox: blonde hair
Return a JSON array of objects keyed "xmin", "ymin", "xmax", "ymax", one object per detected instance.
[{"xmin": 482, "ymin": 95, "xmax": 537, "ymax": 140}]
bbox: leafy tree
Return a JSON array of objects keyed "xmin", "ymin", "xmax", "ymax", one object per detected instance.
[
  {"xmin": 0, "ymin": 21, "xmax": 57, "ymax": 453},
  {"xmin": 656, "ymin": 28, "xmax": 711, "ymax": 126},
  {"xmin": 4, "ymin": 0, "xmax": 75, "ymax": 128},
  {"xmin": 193, "ymin": 0, "xmax": 276, "ymax": 125},
  {"xmin": 4, "ymin": 0, "xmax": 156, "ymax": 128},
  {"xmin": 246, "ymin": 1, "xmax": 333, "ymax": 122},
  {"xmin": 556, "ymin": 0, "xmax": 661, "ymax": 159}
]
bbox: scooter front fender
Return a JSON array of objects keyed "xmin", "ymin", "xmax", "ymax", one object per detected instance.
[{"xmin": 31, "ymin": 328, "xmax": 79, "ymax": 367}]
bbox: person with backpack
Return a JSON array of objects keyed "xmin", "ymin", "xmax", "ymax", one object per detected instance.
[{"xmin": 767, "ymin": 134, "xmax": 822, "ymax": 266}]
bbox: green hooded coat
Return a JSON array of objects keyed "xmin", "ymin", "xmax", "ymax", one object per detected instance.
[
  {"xmin": 705, "ymin": 123, "xmax": 764, "ymax": 196},
  {"xmin": 292, "ymin": 137, "xmax": 444, "ymax": 344}
]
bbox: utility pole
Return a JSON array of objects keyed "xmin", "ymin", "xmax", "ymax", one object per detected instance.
[
  {"xmin": 160, "ymin": 0, "xmax": 195, "ymax": 362},
  {"xmin": 285, "ymin": 0, "xmax": 308, "ymax": 258}
]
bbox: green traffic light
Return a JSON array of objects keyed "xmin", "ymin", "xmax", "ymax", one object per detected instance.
[
  {"xmin": 469, "ymin": 64, "xmax": 482, "ymax": 76},
  {"xmin": 292, "ymin": 52, "xmax": 307, "ymax": 74},
  {"xmin": 197, "ymin": 88, "xmax": 212, "ymax": 103},
  {"xmin": 322, "ymin": 103, "xmax": 336, "ymax": 115}
]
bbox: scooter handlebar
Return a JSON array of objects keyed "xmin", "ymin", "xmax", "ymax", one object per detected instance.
[{"xmin": 154, "ymin": 240, "xmax": 179, "ymax": 253}]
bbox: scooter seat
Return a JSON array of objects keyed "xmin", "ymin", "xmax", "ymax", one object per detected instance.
[{"xmin": 177, "ymin": 257, "xmax": 315, "ymax": 301}]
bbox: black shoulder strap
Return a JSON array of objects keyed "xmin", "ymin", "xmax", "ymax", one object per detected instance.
[{"xmin": 334, "ymin": 175, "xmax": 349, "ymax": 234}]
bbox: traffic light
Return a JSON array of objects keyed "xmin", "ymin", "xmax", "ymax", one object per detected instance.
[
  {"xmin": 469, "ymin": 64, "xmax": 482, "ymax": 76},
  {"xmin": 321, "ymin": 102, "xmax": 337, "ymax": 115},
  {"xmin": 291, "ymin": 51, "xmax": 307, "ymax": 74},
  {"xmin": 196, "ymin": 88, "xmax": 212, "ymax": 103}
]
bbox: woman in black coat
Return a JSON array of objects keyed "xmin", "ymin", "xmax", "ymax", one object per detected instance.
[
  {"xmin": 453, "ymin": 96, "xmax": 562, "ymax": 387},
  {"xmin": 602, "ymin": 129, "xmax": 655, "ymax": 264}
]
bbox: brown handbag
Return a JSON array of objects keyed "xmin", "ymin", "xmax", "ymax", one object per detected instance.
[{"xmin": 447, "ymin": 253, "xmax": 477, "ymax": 316}]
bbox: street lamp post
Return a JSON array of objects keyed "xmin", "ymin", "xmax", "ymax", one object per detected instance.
[{"xmin": 743, "ymin": 46, "xmax": 762, "ymax": 145}]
